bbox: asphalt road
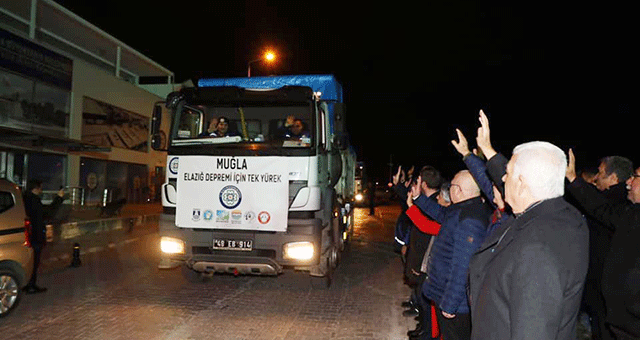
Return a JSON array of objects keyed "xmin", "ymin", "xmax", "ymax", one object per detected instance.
[{"xmin": 0, "ymin": 205, "xmax": 416, "ymax": 340}]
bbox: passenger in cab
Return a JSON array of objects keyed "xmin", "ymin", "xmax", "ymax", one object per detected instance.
[
  {"xmin": 282, "ymin": 116, "xmax": 310, "ymax": 140},
  {"xmin": 199, "ymin": 117, "xmax": 219, "ymax": 137},
  {"xmin": 201, "ymin": 117, "xmax": 237, "ymax": 137}
]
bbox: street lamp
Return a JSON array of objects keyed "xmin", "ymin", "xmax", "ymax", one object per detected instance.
[{"xmin": 248, "ymin": 51, "xmax": 276, "ymax": 77}]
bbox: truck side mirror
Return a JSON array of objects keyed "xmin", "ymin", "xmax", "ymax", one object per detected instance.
[
  {"xmin": 151, "ymin": 102, "xmax": 163, "ymax": 134},
  {"xmin": 151, "ymin": 102, "xmax": 166, "ymax": 151},
  {"xmin": 333, "ymin": 103, "xmax": 347, "ymax": 150},
  {"xmin": 333, "ymin": 103, "xmax": 345, "ymax": 134}
]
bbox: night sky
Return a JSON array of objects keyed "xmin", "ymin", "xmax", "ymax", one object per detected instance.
[{"xmin": 55, "ymin": 0, "xmax": 634, "ymax": 181}]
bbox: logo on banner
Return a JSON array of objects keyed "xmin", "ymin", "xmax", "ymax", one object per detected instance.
[
  {"xmin": 244, "ymin": 211, "xmax": 256, "ymax": 223},
  {"xmin": 258, "ymin": 211, "xmax": 271, "ymax": 224},
  {"xmin": 216, "ymin": 210, "xmax": 229, "ymax": 222},
  {"xmin": 192, "ymin": 209, "xmax": 201, "ymax": 221},
  {"xmin": 203, "ymin": 210, "xmax": 213, "ymax": 221},
  {"xmin": 231, "ymin": 210, "xmax": 242, "ymax": 224},
  {"xmin": 219, "ymin": 185, "xmax": 242, "ymax": 209},
  {"xmin": 169, "ymin": 157, "xmax": 179, "ymax": 175}
]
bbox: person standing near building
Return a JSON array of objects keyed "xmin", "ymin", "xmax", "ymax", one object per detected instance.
[
  {"xmin": 22, "ymin": 179, "xmax": 65, "ymax": 294},
  {"xmin": 368, "ymin": 180, "xmax": 376, "ymax": 216}
]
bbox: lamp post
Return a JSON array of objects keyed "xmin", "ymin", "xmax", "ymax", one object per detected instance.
[{"xmin": 247, "ymin": 51, "xmax": 276, "ymax": 77}]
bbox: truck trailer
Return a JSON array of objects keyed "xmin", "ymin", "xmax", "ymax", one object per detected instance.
[{"xmin": 151, "ymin": 75, "xmax": 355, "ymax": 286}]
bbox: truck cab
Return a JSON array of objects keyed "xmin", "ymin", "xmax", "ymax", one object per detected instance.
[{"xmin": 152, "ymin": 75, "xmax": 354, "ymax": 286}]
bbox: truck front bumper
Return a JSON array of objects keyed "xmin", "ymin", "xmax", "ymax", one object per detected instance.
[{"xmin": 158, "ymin": 213, "xmax": 326, "ymax": 276}]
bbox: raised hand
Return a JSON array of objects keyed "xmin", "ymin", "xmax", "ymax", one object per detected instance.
[
  {"xmin": 406, "ymin": 190, "xmax": 414, "ymax": 207},
  {"xmin": 392, "ymin": 166, "xmax": 404, "ymax": 185},
  {"xmin": 411, "ymin": 177, "xmax": 421, "ymax": 198},
  {"xmin": 566, "ymin": 148, "xmax": 577, "ymax": 182},
  {"xmin": 451, "ymin": 128, "xmax": 471, "ymax": 157},
  {"xmin": 476, "ymin": 110, "xmax": 497, "ymax": 160},
  {"xmin": 285, "ymin": 115, "xmax": 295, "ymax": 127}
]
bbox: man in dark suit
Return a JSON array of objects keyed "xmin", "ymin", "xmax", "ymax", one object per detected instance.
[
  {"xmin": 22, "ymin": 179, "xmax": 64, "ymax": 294},
  {"xmin": 567, "ymin": 150, "xmax": 640, "ymax": 339},
  {"xmin": 580, "ymin": 155, "xmax": 633, "ymax": 340},
  {"xmin": 468, "ymin": 140, "xmax": 589, "ymax": 339}
]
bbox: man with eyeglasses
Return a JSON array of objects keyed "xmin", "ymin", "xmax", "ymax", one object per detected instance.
[
  {"xmin": 412, "ymin": 169, "xmax": 492, "ymax": 339},
  {"xmin": 567, "ymin": 151, "xmax": 640, "ymax": 339}
]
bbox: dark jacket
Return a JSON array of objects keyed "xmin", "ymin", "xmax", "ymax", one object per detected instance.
[
  {"xmin": 23, "ymin": 191, "xmax": 64, "ymax": 246},
  {"xmin": 463, "ymin": 153, "xmax": 508, "ymax": 236},
  {"xmin": 580, "ymin": 182, "xmax": 626, "ymax": 287},
  {"xmin": 567, "ymin": 177, "xmax": 640, "ymax": 337},
  {"xmin": 469, "ymin": 154, "xmax": 589, "ymax": 340},
  {"xmin": 392, "ymin": 182, "xmax": 412, "ymax": 246},
  {"xmin": 414, "ymin": 194, "xmax": 492, "ymax": 315},
  {"xmin": 393, "ymin": 182, "xmax": 434, "ymax": 285},
  {"xmin": 463, "ymin": 154, "xmax": 496, "ymax": 208}
]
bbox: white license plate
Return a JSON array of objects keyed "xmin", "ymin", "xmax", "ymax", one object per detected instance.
[{"xmin": 212, "ymin": 239, "xmax": 253, "ymax": 251}]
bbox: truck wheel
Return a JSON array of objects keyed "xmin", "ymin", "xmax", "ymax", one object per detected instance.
[
  {"xmin": 338, "ymin": 228, "xmax": 346, "ymax": 252},
  {"xmin": 180, "ymin": 264, "xmax": 207, "ymax": 283},
  {"xmin": 311, "ymin": 257, "xmax": 333, "ymax": 289},
  {"xmin": 0, "ymin": 267, "xmax": 23, "ymax": 318}
]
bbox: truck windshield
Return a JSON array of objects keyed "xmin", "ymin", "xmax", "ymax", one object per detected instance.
[{"xmin": 170, "ymin": 104, "xmax": 314, "ymax": 148}]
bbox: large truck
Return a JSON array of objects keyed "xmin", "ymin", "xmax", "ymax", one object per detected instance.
[{"xmin": 151, "ymin": 75, "xmax": 355, "ymax": 286}]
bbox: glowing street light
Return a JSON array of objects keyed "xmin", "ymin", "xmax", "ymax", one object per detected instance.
[
  {"xmin": 264, "ymin": 51, "xmax": 275, "ymax": 62},
  {"xmin": 248, "ymin": 51, "xmax": 276, "ymax": 77}
]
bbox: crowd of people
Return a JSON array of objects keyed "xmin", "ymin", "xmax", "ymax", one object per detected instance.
[{"xmin": 391, "ymin": 110, "xmax": 640, "ymax": 340}]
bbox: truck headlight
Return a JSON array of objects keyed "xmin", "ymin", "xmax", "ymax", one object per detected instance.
[
  {"xmin": 355, "ymin": 193, "xmax": 364, "ymax": 202},
  {"xmin": 161, "ymin": 236, "xmax": 185, "ymax": 254},
  {"xmin": 283, "ymin": 242, "xmax": 314, "ymax": 260}
]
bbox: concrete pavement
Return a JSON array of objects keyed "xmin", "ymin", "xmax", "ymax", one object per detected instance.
[{"xmin": 1, "ymin": 204, "xmax": 419, "ymax": 340}]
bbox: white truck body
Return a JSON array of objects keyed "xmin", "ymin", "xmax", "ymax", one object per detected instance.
[{"xmin": 152, "ymin": 75, "xmax": 354, "ymax": 285}]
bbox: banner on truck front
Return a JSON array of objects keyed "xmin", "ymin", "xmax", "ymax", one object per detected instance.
[{"xmin": 176, "ymin": 156, "xmax": 289, "ymax": 232}]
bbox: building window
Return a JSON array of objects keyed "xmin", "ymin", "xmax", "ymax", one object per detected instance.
[
  {"xmin": 0, "ymin": 151, "xmax": 26, "ymax": 188},
  {"xmin": 80, "ymin": 157, "xmax": 106, "ymax": 206},
  {"xmin": 27, "ymin": 153, "xmax": 66, "ymax": 190},
  {"xmin": 80, "ymin": 158, "xmax": 149, "ymax": 206},
  {"xmin": 0, "ymin": 151, "xmax": 66, "ymax": 200},
  {"xmin": 0, "ymin": 69, "xmax": 70, "ymax": 136},
  {"xmin": 81, "ymin": 96, "xmax": 149, "ymax": 152}
]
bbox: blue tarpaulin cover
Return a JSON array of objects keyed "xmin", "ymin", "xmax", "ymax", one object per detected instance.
[{"xmin": 198, "ymin": 75, "xmax": 343, "ymax": 103}]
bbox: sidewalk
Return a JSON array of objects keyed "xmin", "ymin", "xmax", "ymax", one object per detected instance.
[{"xmin": 41, "ymin": 202, "xmax": 163, "ymax": 272}]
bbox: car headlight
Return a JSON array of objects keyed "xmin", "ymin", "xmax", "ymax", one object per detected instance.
[
  {"xmin": 160, "ymin": 236, "xmax": 185, "ymax": 254},
  {"xmin": 283, "ymin": 242, "xmax": 314, "ymax": 260}
]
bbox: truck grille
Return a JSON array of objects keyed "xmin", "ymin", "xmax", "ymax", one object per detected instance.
[{"xmin": 192, "ymin": 247, "xmax": 276, "ymax": 258}]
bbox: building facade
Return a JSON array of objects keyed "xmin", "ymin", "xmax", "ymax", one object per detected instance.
[{"xmin": 1, "ymin": 0, "xmax": 173, "ymax": 206}]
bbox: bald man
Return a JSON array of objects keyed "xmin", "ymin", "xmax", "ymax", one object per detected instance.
[{"xmin": 412, "ymin": 170, "xmax": 493, "ymax": 340}]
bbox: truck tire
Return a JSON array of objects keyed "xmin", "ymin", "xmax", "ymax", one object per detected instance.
[
  {"xmin": 311, "ymin": 257, "xmax": 332, "ymax": 289},
  {"xmin": 180, "ymin": 264, "xmax": 208, "ymax": 283}
]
